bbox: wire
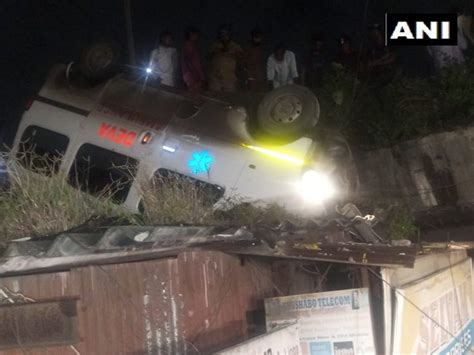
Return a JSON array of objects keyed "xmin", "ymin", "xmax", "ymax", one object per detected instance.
[
  {"xmin": 184, "ymin": 339, "xmax": 200, "ymax": 354},
  {"xmin": 316, "ymin": 264, "xmax": 332, "ymax": 291},
  {"xmin": 367, "ymin": 268, "xmax": 473, "ymax": 354},
  {"xmin": 445, "ymin": 233, "xmax": 465, "ymax": 347}
]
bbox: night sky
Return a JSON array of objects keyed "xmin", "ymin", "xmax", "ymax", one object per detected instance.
[{"xmin": 0, "ymin": 0, "xmax": 465, "ymax": 148}]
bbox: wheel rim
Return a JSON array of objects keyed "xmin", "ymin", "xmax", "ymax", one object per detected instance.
[{"xmin": 269, "ymin": 94, "xmax": 303, "ymax": 124}]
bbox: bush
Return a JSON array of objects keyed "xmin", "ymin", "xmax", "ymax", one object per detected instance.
[
  {"xmin": 318, "ymin": 64, "xmax": 360, "ymax": 130},
  {"xmin": 213, "ymin": 199, "xmax": 292, "ymax": 228},
  {"xmin": 319, "ymin": 53, "xmax": 474, "ymax": 149},
  {"xmin": 387, "ymin": 208, "xmax": 419, "ymax": 241},
  {"xmin": 437, "ymin": 57, "xmax": 474, "ymax": 126}
]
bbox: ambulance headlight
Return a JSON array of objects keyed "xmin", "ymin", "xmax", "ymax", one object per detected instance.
[{"xmin": 297, "ymin": 170, "xmax": 335, "ymax": 203}]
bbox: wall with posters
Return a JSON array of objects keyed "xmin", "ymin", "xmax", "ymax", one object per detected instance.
[
  {"xmin": 392, "ymin": 257, "xmax": 473, "ymax": 355},
  {"xmin": 265, "ymin": 288, "xmax": 375, "ymax": 355},
  {"xmin": 216, "ymin": 323, "xmax": 300, "ymax": 355}
]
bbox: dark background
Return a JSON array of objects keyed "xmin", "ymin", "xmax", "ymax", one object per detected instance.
[{"xmin": 0, "ymin": 0, "xmax": 469, "ymax": 148}]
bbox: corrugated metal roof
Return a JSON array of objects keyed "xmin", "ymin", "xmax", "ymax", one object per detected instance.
[{"xmin": 0, "ymin": 224, "xmax": 420, "ymax": 277}]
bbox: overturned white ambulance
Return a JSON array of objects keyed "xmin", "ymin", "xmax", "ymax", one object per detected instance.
[{"xmin": 11, "ymin": 45, "xmax": 357, "ymax": 214}]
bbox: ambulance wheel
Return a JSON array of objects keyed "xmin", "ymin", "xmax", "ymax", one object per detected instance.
[
  {"xmin": 80, "ymin": 40, "xmax": 121, "ymax": 80},
  {"xmin": 256, "ymin": 85, "xmax": 319, "ymax": 140}
]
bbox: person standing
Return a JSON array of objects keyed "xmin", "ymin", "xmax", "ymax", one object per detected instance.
[
  {"xmin": 366, "ymin": 24, "xmax": 396, "ymax": 85},
  {"xmin": 181, "ymin": 26, "xmax": 205, "ymax": 94},
  {"xmin": 266, "ymin": 42, "xmax": 298, "ymax": 89},
  {"xmin": 149, "ymin": 31, "xmax": 178, "ymax": 87},
  {"xmin": 243, "ymin": 28, "xmax": 265, "ymax": 92},
  {"xmin": 335, "ymin": 34, "xmax": 358, "ymax": 73},
  {"xmin": 209, "ymin": 25, "xmax": 243, "ymax": 92},
  {"xmin": 302, "ymin": 34, "xmax": 328, "ymax": 89}
]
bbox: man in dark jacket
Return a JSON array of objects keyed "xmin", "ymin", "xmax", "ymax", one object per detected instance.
[{"xmin": 243, "ymin": 28, "xmax": 265, "ymax": 92}]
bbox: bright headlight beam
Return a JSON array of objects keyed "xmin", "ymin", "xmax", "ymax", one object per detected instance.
[
  {"xmin": 298, "ymin": 170, "xmax": 335, "ymax": 203},
  {"xmin": 146, "ymin": 67, "xmax": 152, "ymax": 74},
  {"xmin": 242, "ymin": 143, "xmax": 305, "ymax": 166}
]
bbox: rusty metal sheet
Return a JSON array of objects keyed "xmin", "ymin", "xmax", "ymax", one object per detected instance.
[
  {"xmin": 177, "ymin": 251, "xmax": 274, "ymax": 353},
  {"xmin": 0, "ymin": 251, "xmax": 275, "ymax": 354},
  {"xmin": 0, "ymin": 299, "xmax": 79, "ymax": 351},
  {"xmin": 0, "ymin": 237, "xmax": 418, "ymax": 280},
  {"xmin": 279, "ymin": 241, "xmax": 419, "ymax": 268},
  {"xmin": 204, "ymin": 240, "xmax": 419, "ymax": 268},
  {"xmin": 0, "ymin": 272, "xmax": 80, "ymax": 355}
]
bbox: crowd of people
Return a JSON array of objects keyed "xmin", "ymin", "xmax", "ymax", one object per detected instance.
[
  {"xmin": 147, "ymin": 17, "xmax": 473, "ymax": 95},
  {"xmin": 148, "ymin": 25, "xmax": 300, "ymax": 93}
]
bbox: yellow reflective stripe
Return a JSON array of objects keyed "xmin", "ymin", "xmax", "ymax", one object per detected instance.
[{"xmin": 242, "ymin": 143, "xmax": 305, "ymax": 166}]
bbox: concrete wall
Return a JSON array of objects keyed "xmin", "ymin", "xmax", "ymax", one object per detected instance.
[{"xmin": 356, "ymin": 127, "xmax": 474, "ymax": 212}]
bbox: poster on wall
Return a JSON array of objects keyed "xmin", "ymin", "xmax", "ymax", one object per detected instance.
[
  {"xmin": 265, "ymin": 288, "xmax": 375, "ymax": 355},
  {"xmin": 392, "ymin": 258, "xmax": 473, "ymax": 355}
]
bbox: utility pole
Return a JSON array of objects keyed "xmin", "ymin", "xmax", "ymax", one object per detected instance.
[{"xmin": 124, "ymin": 0, "xmax": 136, "ymax": 65}]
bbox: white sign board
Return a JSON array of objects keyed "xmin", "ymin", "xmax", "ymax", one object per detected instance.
[
  {"xmin": 216, "ymin": 323, "xmax": 300, "ymax": 355},
  {"xmin": 265, "ymin": 288, "xmax": 375, "ymax": 355},
  {"xmin": 380, "ymin": 250, "xmax": 469, "ymax": 355},
  {"xmin": 392, "ymin": 258, "xmax": 473, "ymax": 355}
]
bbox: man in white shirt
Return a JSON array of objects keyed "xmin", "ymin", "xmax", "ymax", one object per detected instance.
[
  {"xmin": 267, "ymin": 43, "xmax": 299, "ymax": 89},
  {"xmin": 149, "ymin": 31, "xmax": 178, "ymax": 87}
]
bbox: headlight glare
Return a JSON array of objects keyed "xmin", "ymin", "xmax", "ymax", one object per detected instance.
[{"xmin": 298, "ymin": 170, "xmax": 335, "ymax": 203}]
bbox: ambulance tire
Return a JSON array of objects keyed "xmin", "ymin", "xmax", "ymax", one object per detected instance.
[
  {"xmin": 79, "ymin": 40, "xmax": 121, "ymax": 80},
  {"xmin": 256, "ymin": 85, "xmax": 319, "ymax": 141}
]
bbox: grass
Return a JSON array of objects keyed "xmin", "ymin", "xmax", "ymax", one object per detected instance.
[
  {"xmin": 136, "ymin": 171, "xmax": 293, "ymax": 227},
  {"xmin": 0, "ymin": 153, "xmax": 132, "ymax": 240},
  {"xmin": 0, "ymin": 152, "xmax": 293, "ymax": 241},
  {"xmin": 0, "ymin": 151, "xmax": 422, "ymax": 243},
  {"xmin": 137, "ymin": 171, "xmax": 216, "ymax": 225}
]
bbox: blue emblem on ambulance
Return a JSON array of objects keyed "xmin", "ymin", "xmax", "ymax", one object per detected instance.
[{"xmin": 188, "ymin": 150, "xmax": 214, "ymax": 174}]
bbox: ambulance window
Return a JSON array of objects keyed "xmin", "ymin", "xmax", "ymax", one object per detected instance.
[
  {"xmin": 17, "ymin": 125, "xmax": 69, "ymax": 175},
  {"xmin": 69, "ymin": 144, "xmax": 138, "ymax": 203}
]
